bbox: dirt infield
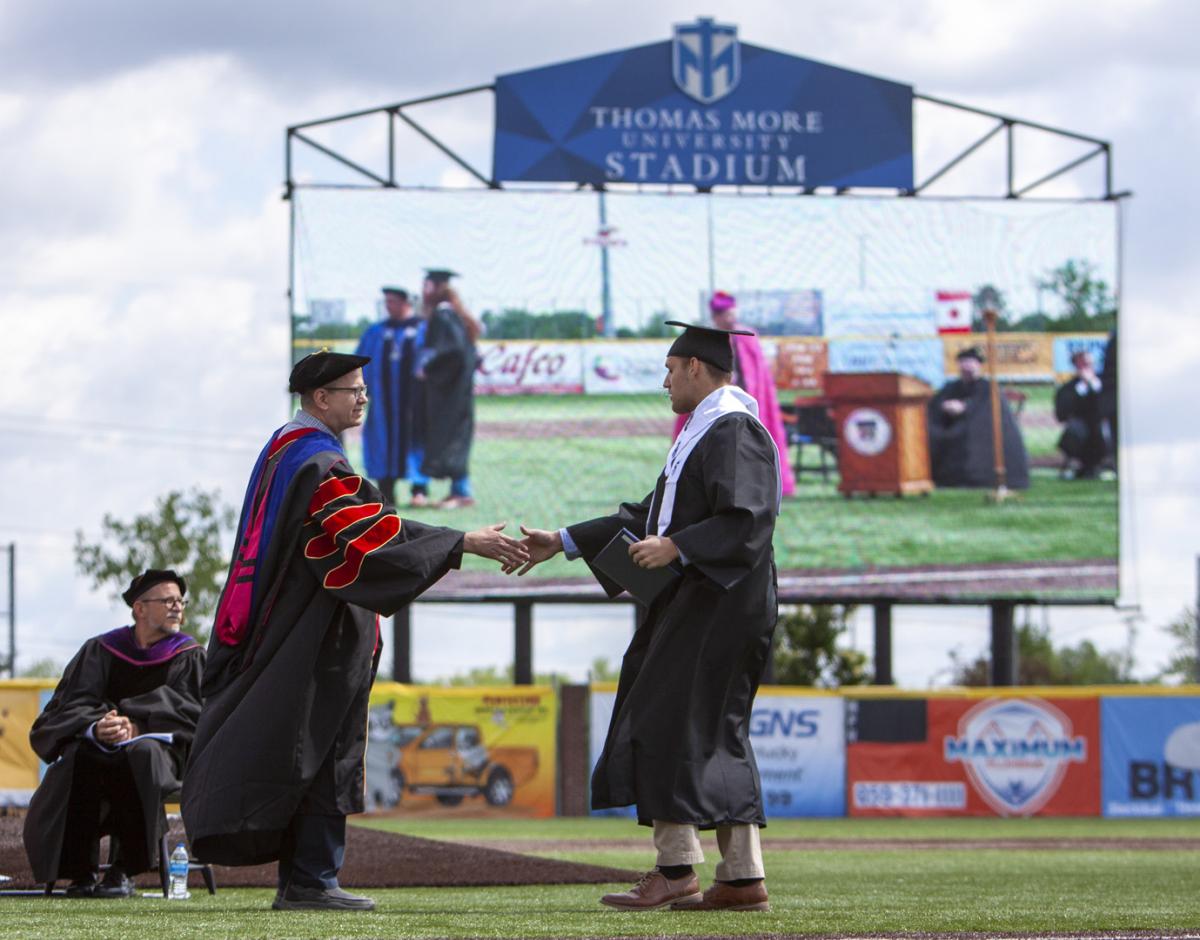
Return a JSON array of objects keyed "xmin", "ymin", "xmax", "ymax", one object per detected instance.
[{"xmin": 0, "ymin": 816, "xmax": 637, "ymax": 890}]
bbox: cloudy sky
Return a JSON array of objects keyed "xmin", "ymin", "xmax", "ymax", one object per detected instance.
[{"xmin": 1, "ymin": 0, "xmax": 1197, "ymax": 684}]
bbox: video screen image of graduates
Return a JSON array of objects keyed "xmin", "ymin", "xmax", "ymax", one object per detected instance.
[{"xmin": 292, "ymin": 189, "xmax": 1119, "ymax": 601}]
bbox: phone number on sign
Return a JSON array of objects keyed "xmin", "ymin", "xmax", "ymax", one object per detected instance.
[{"xmin": 852, "ymin": 781, "xmax": 967, "ymax": 810}]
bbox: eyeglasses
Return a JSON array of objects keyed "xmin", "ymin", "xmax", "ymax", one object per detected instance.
[
  {"xmin": 141, "ymin": 597, "xmax": 188, "ymax": 609},
  {"xmin": 325, "ymin": 385, "xmax": 369, "ymax": 400}
]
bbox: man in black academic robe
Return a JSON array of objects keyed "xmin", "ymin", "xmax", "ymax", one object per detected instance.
[
  {"xmin": 1055, "ymin": 348, "xmax": 1108, "ymax": 479},
  {"xmin": 515, "ymin": 321, "xmax": 780, "ymax": 913},
  {"xmin": 927, "ymin": 346, "xmax": 1030, "ymax": 489},
  {"xmin": 181, "ymin": 351, "xmax": 526, "ymax": 913},
  {"xmin": 24, "ymin": 569, "xmax": 203, "ymax": 897}
]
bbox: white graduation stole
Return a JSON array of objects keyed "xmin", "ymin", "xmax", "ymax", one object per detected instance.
[{"xmin": 648, "ymin": 385, "xmax": 781, "ymax": 536}]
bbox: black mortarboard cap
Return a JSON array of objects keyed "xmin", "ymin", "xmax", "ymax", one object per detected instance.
[
  {"xmin": 423, "ymin": 268, "xmax": 459, "ymax": 284},
  {"xmin": 288, "ymin": 349, "xmax": 371, "ymax": 394},
  {"xmin": 664, "ymin": 320, "xmax": 752, "ymax": 373},
  {"xmin": 956, "ymin": 345, "xmax": 986, "ymax": 363},
  {"xmin": 381, "ymin": 286, "xmax": 409, "ymax": 299},
  {"xmin": 122, "ymin": 568, "xmax": 187, "ymax": 607}
]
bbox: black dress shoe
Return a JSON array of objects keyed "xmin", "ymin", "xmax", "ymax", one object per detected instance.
[
  {"xmin": 65, "ymin": 875, "xmax": 98, "ymax": 898},
  {"xmin": 272, "ymin": 884, "xmax": 375, "ymax": 911},
  {"xmin": 94, "ymin": 868, "xmax": 134, "ymax": 899}
]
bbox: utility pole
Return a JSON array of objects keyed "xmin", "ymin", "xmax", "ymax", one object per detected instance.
[{"xmin": 2, "ymin": 543, "xmax": 14, "ymax": 678}]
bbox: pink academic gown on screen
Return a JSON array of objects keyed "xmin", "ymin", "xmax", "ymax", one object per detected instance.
[{"xmin": 672, "ymin": 330, "xmax": 797, "ymax": 497}]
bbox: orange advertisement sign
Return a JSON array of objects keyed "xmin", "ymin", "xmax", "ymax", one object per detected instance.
[
  {"xmin": 773, "ymin": 339, "xmax": 828, "ymax": 391},
  {"xmin": 848, "ymin": 696, "xmax": 1100, "ymax": 817}
]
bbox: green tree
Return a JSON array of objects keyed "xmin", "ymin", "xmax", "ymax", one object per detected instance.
[
  {"xmin": 17, "ymin": 657, "xmax": 61, "ymax": 678},
  {"xmin": 74, "ymin": 488, "xmax": 236, "ymax": 643},
  {"xmin": 971, "ymin": 284, "xmax": 1011, "ymax": 331},
  {"xmin": 480, "ymin": 308, "xmax": 597, "ymax": 339},
  {"xmin": 427, "ymin": 664, "xmax": 570, "ymax": 687},
  {"xmin": 1036, "ymin": 258, "xmax": 1117, "ymax": 332},
  {"xmin": 1157, "ymin": 606, "xmax": 1198, "ymax": 683},
  {"xmin": 771, "ymin": 604, "xmax": 870, "ymax": 687},
  {"xmin": 948, "ymin": 616, "xmax": 1136, "ymax": 686},
  {"xmin": 588, "ymin": 657, "xmax": 621, "ymax": 682}
]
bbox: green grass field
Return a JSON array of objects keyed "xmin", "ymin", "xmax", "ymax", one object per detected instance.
[{"xmin": 5, "ymin": 816, "xmax": 1197, "ymax": 938}]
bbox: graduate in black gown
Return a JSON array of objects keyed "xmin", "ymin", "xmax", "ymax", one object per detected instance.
[
  {"xmin": 417, "ymin": 269, "xmax": 480, "ymax": 508},
  {"xmin": 513, "ymin": 322, "xmax": 781, "ymax": 913},
  {"xmin": 24, "ymin": 569, "xmax": 203, "ymax": 897},
  {"xmin": 927, "ymin": 346, "xmax": 1030, "ymax": 489},
  {"xmin": 1054, "ymin": 348, "xmax": 1108, "ymax": 479},
  {"xmin": 181, "ymin": 351, "xmax": 527, "ymax": 912}
]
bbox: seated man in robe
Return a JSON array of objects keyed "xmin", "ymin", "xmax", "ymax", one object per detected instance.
[
  {"xmin": 23, "ymin": 569, "xmax": 205, "ymax": 897},
  {"xmin": 927, "ymin": 346, "xmax": 1030, "ymax": 489},
  {"xmin": 1054, "ymin": 348, "xmax": 1108, "ymax": 479}
]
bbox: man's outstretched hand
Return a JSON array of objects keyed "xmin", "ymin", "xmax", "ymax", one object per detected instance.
[
  {"xmin": 463, "ymin": 523, "xmax": 530, "ymax": 568},
  {"xmin": 503, "ymin": 525, "xmax": 563, "ymax": 576}
]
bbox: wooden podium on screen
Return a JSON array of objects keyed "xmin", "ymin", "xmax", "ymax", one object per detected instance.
[{"xmin": 825, "ymin": 372, "xmax": 934, "ymax": 497}]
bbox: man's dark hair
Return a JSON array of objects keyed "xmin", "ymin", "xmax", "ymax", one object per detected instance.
[{"xmin": 698, "ymin": 359, "xmax": 733, "ymax": 383}]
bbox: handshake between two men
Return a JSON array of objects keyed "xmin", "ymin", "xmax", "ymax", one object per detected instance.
[{"xmin": 459, "ymin": 522, "xmax": 679, "ymax": 575}]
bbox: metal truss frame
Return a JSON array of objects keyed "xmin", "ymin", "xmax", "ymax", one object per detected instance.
[{"xmin": 284, "ymin": 84, "xmax": 1124, "ymax": 200}]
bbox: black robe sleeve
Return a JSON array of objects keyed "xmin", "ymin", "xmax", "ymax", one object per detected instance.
[
  {"xmin": 566, "ymin": 493, "xmax": 654, "ymax": 598},
  {"xmin": 668, "ymin": 417, "xmax": 778, "ymax": 591},
  {"xmin": 302, "ymin": 462, "xmax": 466, "ymax": 617},
  {"xmin": 28, "ymin": 642, "xmax": 112, "ymax": 764}
]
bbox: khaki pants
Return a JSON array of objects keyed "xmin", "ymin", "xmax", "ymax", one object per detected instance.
[{"xmin": 652, "ymin": 820, "xmax": 765, "ymax": 880}]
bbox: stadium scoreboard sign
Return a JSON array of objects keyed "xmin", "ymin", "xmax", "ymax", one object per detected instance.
[{"xmin": 493, "ymin": 18, "xmax": 914, "ymax": 189}]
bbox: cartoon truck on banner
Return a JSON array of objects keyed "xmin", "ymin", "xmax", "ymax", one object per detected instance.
[{"xmin": 388, "ymin": 723, "xmax": 539, "ymax": 807}]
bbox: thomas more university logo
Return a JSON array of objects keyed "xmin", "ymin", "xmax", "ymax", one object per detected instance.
[{"xmin": 672, "ymin": 17, "xmax": 740, "ymax": 104}]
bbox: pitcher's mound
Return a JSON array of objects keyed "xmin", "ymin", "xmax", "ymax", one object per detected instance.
[{"xmin": 0, "ymin": 815, "xmax": 636, "ymax": 890}]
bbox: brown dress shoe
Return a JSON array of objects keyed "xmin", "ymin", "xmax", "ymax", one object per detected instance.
[
  {"xmin": 671, "ymin": 879, "xmax": 770, "ymax": 911},
  {"xmin": 599, "ymin": 869, "xmax": 702, "ymax": 911}
]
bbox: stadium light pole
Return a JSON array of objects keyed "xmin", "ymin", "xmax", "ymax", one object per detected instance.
[{"xmin": 598, "ymin": 191, "xmax": 614, "ymax": 337}]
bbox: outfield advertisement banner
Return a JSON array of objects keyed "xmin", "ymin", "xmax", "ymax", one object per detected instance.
[
  {"xmin": 0, "ymin": 681, "xmax": 54, "ymax": 807},
  {"xmin": 847, "ymin": 696, "xmax": 1101, "ymax": 817},
  {"xmin": 588, "ymin": 686, "xmax": 845, "ymax": 817},
  {"xmin": 475, "ymin": 341, "xmax": 584, "ymax": 395},
  {"xmin": 583, "ymin": 341, "xmax": 672, "ymax": 394},
  {"xmin": 750, "ymin": 693, "xmax": 846, "ymax": 817},
  {"xmin": 1102, "ymin": 696, "xmax": 1200, "ymax": 817},
  {"xmin": 366, "ymin": 684, "xmax": 557, "ymax": 818}
]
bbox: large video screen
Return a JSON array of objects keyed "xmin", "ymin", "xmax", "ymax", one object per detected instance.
[{"xmin": 292, "ymin": 189, "xmax": 1119, "ymax": 602}]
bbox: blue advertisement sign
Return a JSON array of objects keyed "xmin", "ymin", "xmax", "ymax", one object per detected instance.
[
  {"xmin": 495, "ymin": 18, "xmax": 913, "ymax": 189},
  {"xmin": 750, "ymin": 694, "xmax": 845, "ymax": 817},
  {"xmin": 828, "ymin": 338, "xmax": 946, "ymax": 390},
  {"xmin": 1102, "ymin": 697, "xmax": 1200, "ymax": 817},
  {"xmin": 1053, "ymin": 335, "xmax": 1109, "ymax": 375}
]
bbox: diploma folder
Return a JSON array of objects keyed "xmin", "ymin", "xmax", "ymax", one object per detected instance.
[{"xmin": 592, "ymin": 528, "xmax": 682, "ymax": 606}]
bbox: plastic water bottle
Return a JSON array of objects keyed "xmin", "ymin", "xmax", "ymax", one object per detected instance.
[{"xmin": 167, "ymin": 843, "xmax": 190, "ymax": 900}]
